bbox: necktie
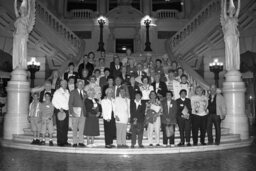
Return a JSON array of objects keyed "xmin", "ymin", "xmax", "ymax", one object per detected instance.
[
  {"xmin": 116, "ymin": 86, "xmax": 120, "ymax": 97},
  {"xmin": 80, "ymin": 90, "xmax": 83, "ymax": 100}
]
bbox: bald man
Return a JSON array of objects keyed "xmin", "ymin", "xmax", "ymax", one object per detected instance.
[
  {"xmin": 207, "ymin": 84, "xmax": 227, "ymax": 145},
  {"xmin": 52, "ymin": 80, "xmax": 71, "ymax": 147}
]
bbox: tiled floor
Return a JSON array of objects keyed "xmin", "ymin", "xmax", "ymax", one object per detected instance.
[{"xmin": 0, "ymin": 145, "xmax": 256, "ymax": 171}]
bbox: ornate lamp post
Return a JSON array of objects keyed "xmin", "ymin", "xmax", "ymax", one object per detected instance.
[
  {"xmin": 209, "ymin": 58, "xmax": 223, "ymax": 88},
  {"xmin": 27, "ymin": 57, "xmax": 40, "ymax": 88},
  {"xmin": 97, "ymin": 16, "xmax": 106, "ymax": 52},
  {"xmin": 143, "ymin": 15, "xmax": 152, "ymax": 52}
]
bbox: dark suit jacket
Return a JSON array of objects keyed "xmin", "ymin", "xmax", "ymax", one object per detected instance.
[
  {"xmin": 127, "ymin": 84, "xmax": 140, "ymax": 100},
  {"xmin": 130, "ymin": 100, "xmax": 146, "ymax": 124},
  {"xmin": 84, "ymin": 98, "xmax": 102, "ymax": 117},
  {"xmin": 110, "ymin": 62, "xmax": 122, "ymax": 78},
  {"xmin": 68, "ymin": 89, "xmax": 86, "ymax": 117},
  {"xmin": 99, "ymin": 76, "xmax": 108, "ymax": 88},
  {"xmin": 64, "ymin": 71, "xmax": 79, "ymax": 81},
  {"xmin": 39, "ymin": 89, "xmax": 55, "ymax": 103},
  {"xmin": 176, "ymin": 98, "xmax": 192, "ymax": 117},
  {"xmin": 161, "ymin": 98, "xmax": 177, "ymax": 125},
  {"xmin": 151, "ymin": 81, "xmax": 168, "ymax": 97},
  {"xmin": 78, "ymin": 62, "xmax": 94, "ymax": 78},
  {"xmin": 134, "ymin": 70, "xmax": 147, "ymax": 78}
]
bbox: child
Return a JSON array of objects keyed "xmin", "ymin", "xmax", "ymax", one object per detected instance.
[
  {"xmin": 28, "ymin": 93, "xmax": 41, "ymax": 145},
  {"xmin": 39, "ymin": 92, "xmax": 55, "ymax": 146}
]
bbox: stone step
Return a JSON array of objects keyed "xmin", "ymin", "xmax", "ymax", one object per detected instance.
[
  {"xmin": 23, "ymin": 127, "xmax": 230, "ymax": 139},
  {"xmin": 13, "ymin": 134, "xmax": 240, "ymax": 146}
]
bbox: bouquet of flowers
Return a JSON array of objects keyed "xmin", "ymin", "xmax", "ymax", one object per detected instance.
[{"xmin": 181, "ymin": 106, "xmax": 190, "ymax": 119}]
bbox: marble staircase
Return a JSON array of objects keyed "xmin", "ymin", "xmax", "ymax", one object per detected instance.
[{"xmin": 0, "ymin": 118, "xmax": 252, "ymax": 154}]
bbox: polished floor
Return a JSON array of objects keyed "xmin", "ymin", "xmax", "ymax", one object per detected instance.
[{"xmin": 0, "ymin": 145, "xmax": 256, "ymax": 171}]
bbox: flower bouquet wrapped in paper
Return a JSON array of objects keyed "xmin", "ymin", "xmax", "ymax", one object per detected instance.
[{"xmin": 181, "ymin": 105, "xmax": 190, "ymax": 119}]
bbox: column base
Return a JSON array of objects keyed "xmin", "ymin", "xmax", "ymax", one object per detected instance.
[
  {"xmin": 222, "ymin": 70, "xmax": 249, "ymax": 140},
  {"xmin": 3, "ymin": 68, "xmax": 30, "ymax": 140}
]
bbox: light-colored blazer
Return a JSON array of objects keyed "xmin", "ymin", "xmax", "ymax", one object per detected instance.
[{"xmin": 216, "ymin": 94, "xmax": 227, "ymax": 119}]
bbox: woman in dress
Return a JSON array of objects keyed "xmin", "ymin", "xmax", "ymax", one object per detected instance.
[
  {"xmin": 84, "ymin": 88, "xmax": 101, "ymax": 147},
  {"xmin": 145, "ymin": 91, "xmax": 163, "ymax": 147}
]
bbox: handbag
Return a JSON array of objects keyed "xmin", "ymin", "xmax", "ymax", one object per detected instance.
[
  {"xmin": 57, "ymin": 111, "xmax": 66, "ymax": 121},
  {"xmin": 165, "ymin": 125, "xmax": 174, "ymax": 138}
]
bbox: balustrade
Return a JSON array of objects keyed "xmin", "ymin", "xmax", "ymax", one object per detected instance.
[
  {"xmin": 35, "ymin": 1, "xmax": 82, "ymax": 48},
  {"xmin": 156, "ymin": 9, "xmax": 178, "ymax": 19},
  {"xmin": 169, "ymin": 0, "xmax": 221, "ymax": 49},
  {"xmin": 70, "ymin": 9, "xmax": 94, "ymax": 19}
]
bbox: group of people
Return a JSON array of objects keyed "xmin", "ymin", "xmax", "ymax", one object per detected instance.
[{"xmin": 28, "ymin": 49, "xmax": 227, "ymax": 148}]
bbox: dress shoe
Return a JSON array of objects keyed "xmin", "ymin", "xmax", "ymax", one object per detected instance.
[
  {"xmin": 139, "ymin": 145, "xmax": 144, "ymax": 148},
  {"xmin": 73, "ymin": 144, "xmax": 78, "ymax": 147},
  {"xmin": 156, "ymin": 144, "xmax": 160, "ymax": 147},
  {"xmin": 201, "ymin": 142, "xmax": 207, "ymax": 146},
  {"xmin": 110, "ymin": 144, "xmax": 115, "ymax": 148},
  {"xmin": 149, "ymin": 144, "xmax": 153, "ymax": 147},
  {"xmin": 177, "ymin": 143, "xmax": 184, "ymax": 147},
  {"xmin": 40, "ymin": 141, "xmax": 46, "ymax": 145},
  {"xmin": 35, "ymin": 139, "xmax": 40, "ymax": 145},
  {"xmin": 122, "ymin": 145, "xmax": 129, "ymax": 148},
  {"xmin": 186, "ymin": 143, "xmax": 192, "ymax": 147},
  {"xmin": 215, "ymin": 142, "xmax": 220, "ymax": 145},
  {"xmin": 78, "ymin": 143, "xmax": 86, "ymax": 147},
  {"xmin": 105, "ymin": 145, "xmax": 112, "ymax": 148},
  {"xmin": 131, "ymin": 145, "xmax": 135, "ymax": 148},
  {"xmin": 208, "ymin": 142, "xmax": 214, "ymax": 145},
  {"xmin": 49, "ymin": 141, "xmax": 54, "ymax": 146}
]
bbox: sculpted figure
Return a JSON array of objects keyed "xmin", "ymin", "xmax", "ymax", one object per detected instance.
[
  {"xmin": 220, "ymin": 0, "xmax": 241, "ymax": 71},
  {"xmin": 13, "ymin": 0, "xmax": 35, "ymax": 69}
]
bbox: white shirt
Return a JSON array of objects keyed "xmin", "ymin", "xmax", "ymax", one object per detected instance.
[
  {"xmin": 114, "ymin": 97, "xmax": 130, "ymax": 124},
  {"xmin": 101, "ymin": 98, "xmax": 115, "ymax": 120},
  {"xmin": 114, "ymin": 85, "xmax": 121, "ymax": 98},
  {"xmin": 140, "ymin": 85, "xmax": 154, "ymax": 100},
  {"xmin": 52, "ymin": 88, "xmax": 70, "ymax": 110},
  {"xmin": 155, "ymin": 82, "xmax": 160, "ymax": 92},
  {"xmin": 134, "ymin": 100, "xmax": 142, "ymax": 109}
]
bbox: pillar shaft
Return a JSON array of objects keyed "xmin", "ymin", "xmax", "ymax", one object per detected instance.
[
  {"xmin": 4, "ymin": 69, "xmax": 30, "ymax": 140},
  {"xmin": 143, "ymin": 0, "xmax": 152, "ymax": 15},
  {"xmin": 222, "ymin": 70, "xmax": 249, "ymax": 140}
]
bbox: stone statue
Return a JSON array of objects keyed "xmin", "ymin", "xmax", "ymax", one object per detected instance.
[
  {"xmin": 220, "ymin": 0, "xmax": 241, "ymax": 71},
  {"xmin": 13, "ymin": 0, "xmax": 36, "ymax": 70}
]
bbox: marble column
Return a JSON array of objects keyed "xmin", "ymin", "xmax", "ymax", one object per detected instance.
[
  {"xmin": 4, "ymin": 69, "xmax": 30, "ymax": 140},
  {"xmin": 98, "ymin": 0, "xmax": 107, "ymax": 15},
  {"xmin": 142, "ymin": 0, "xmax": 152, "ymax": 15},
  {"xmin": 222, "ymin": 70, "xmax": 249, "ymax": 140}
]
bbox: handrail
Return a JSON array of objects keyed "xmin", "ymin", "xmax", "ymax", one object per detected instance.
[
  {"xmin": 155, "ymin": 9, "xmax": 179, "ymax": 19},
  {"xmin": 169, "ymin": 0, "xmax": 221, "ymax": 49},
  {"xmin": 70, "ymin": 9, "xmax": 94, "ymax": 19},
  {"xmin": 35, "ymin": 1, "xmax": 82, "ymax": 48}
]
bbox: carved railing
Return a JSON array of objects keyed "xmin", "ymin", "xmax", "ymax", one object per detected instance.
[
  {"xmin": 168, "ymin": 0, "xmax": 221, "ymax": 49},
  {"xmin": 155, "ymin": 9, "xmax": 179, "ymax": 19},
  {"xmin": 70, "ymin": 9, "xmax": 94, "ymax": 19},
  {"xmin": 35, "ymin": 1, "xmax": 82, "ymax": 49}
]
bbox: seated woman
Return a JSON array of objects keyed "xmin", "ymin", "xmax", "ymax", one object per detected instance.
[
  {"xmin": 84, "ymin": 88, "xmax": 101, "ymax": 147},
  {"xmin": 145, "ymin": 91, "xmax": 163, "ymax": 147}
]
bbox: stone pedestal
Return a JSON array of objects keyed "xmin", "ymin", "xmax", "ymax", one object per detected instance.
[
  {"xmin": 222, "ymin": 70, "xmax": 249, "ymax": 140},
  {"xmin": 4, "ymin": 68, "xmax": 30, "ymax": 140}
]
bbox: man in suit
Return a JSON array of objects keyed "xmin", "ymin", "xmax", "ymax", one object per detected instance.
[
  {"xmin": 176, "ymin": 89, "xmax": 192, "ymax": 146},
  {"xmin": 114, "ymin": 76, "xmax": 122, "ymax": 98},
  {"xmin": 161, "ymin": 91, "xmax": 177, "ymax": 147},
  {"xmin": 64, "ymin": 62, "xmax": 79, "ymax": 82},
  {"xmin": 78, "ymin": 54, "xmax": 94, "ymax": 78},
  {"xmin": 99, "ymin": 68, "xmax": 110, "ymax": 88},
  {"xmin": 135, "ymin": 63, "xmax": 147, "ymax": 78},
  {"xmin": 110, "ymin": 56, "xmax": 122, "ymax": 78},
  {"xmin": 68, "ymin": 79, "xmax": 87, "ymax": 147},
  {"xmin": 207, "ymin": 84, "xmax": 227, "ymax": 145},
  {"xmin": 152, "ymin": 73, "xmax": 168, "ymax": 98},
  {"xmin": 130, "ymin": 91, "xmax": 146, "ymax": 148}
]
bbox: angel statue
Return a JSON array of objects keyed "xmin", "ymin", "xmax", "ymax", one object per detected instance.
[
  {"xmin": 220, "ymin": 0, "xmax": 240, "ymax": 71},
  {"xmin": 12, "ymin": 0, "xmax": 35, "ymax": 70}
]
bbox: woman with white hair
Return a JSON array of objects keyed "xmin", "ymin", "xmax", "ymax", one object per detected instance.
[
  {"xmin": 84, "ymin": 88, "xmax": 101, "ymax": 147},
  {"xmin": 101, "ymin": 88, "xmax": 116, "ymax": 148}
]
